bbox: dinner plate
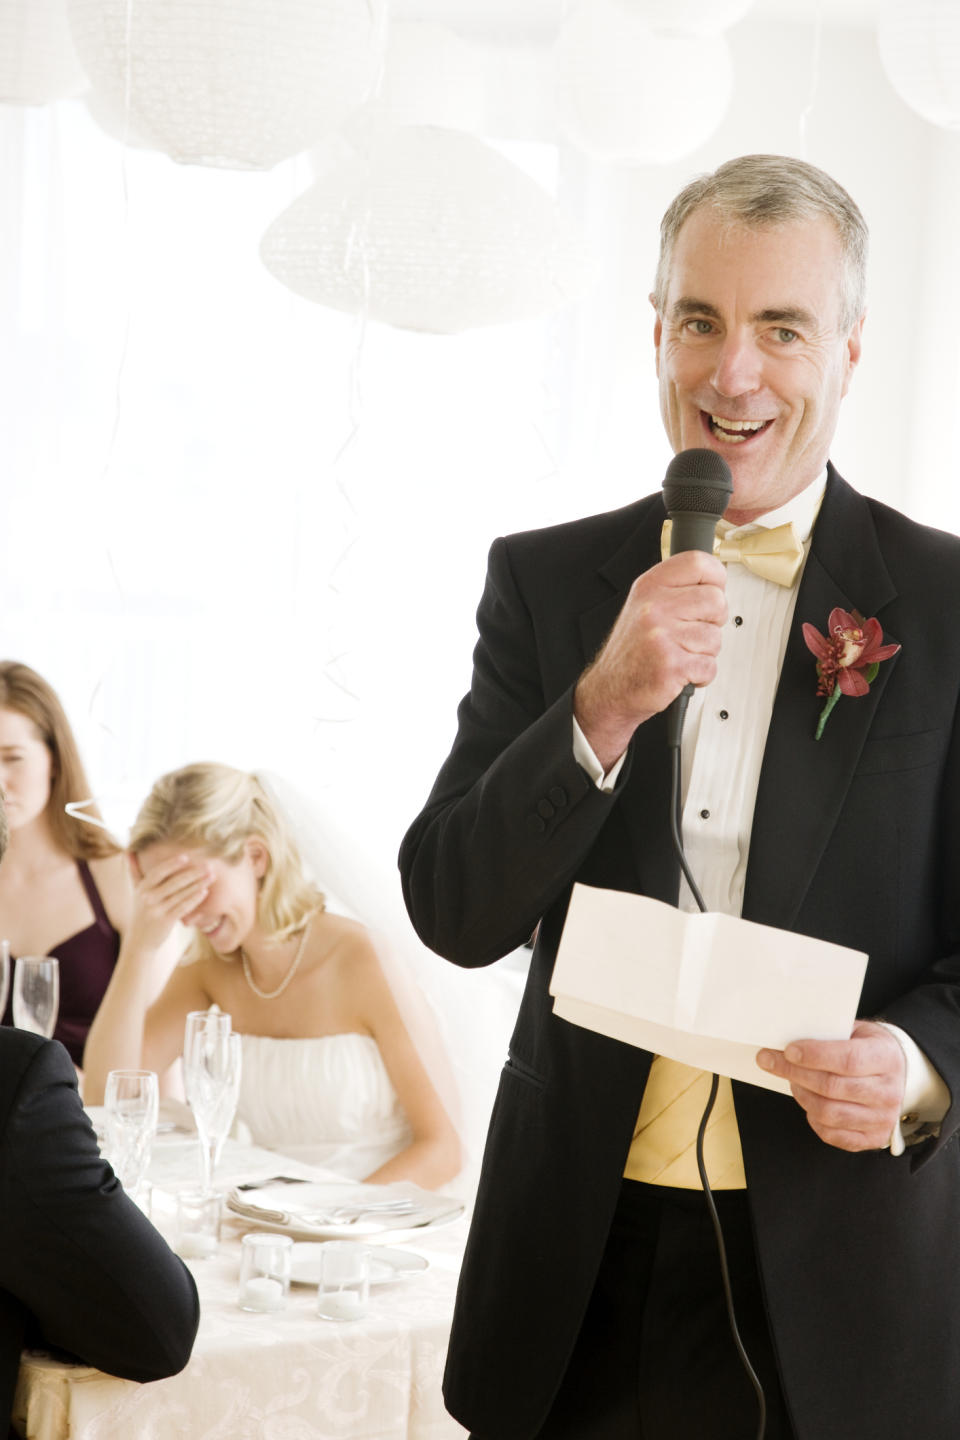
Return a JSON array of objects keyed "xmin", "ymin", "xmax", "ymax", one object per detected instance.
[
  {"xmin": 290, "ymin": 1244, "xmax": 429, "ymax": 1287},
  {"xmin": 225, "ymin": 1180, "xmax": 464, "ymax": 1243}
]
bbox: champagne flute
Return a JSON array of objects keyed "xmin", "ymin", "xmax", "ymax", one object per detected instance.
[
  {"xmin": 104, "ymin": 1069, "xmax": 159, "ymax": 1199},
  {"xmin": 183, "ymin": 1010, "xmax": 242, "ymax": 1194},
  {"xmin": 12, "ymin": 956, "xmax": 59, "ymax": 1037}
]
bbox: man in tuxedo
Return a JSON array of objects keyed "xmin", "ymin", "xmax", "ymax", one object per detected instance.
[
  {"xmin": 0, "ymin": 793, "xmax": 200, "ymax": 1433},
  {"xmin": 399, "ymin": 154, "xmax": 960, "ymax": 1440}
]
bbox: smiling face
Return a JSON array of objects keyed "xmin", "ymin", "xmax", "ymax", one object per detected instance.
[
  {"xmin": 137, "ymin": 837, "xmax": 268, "ymax": 955},
  {"xmin": 654, "ymin": 208, "xmax": 863, "ymax": 525},
  {"xmin": 0, "ymin": 707, "xmax": 54, "ymax": 833}
]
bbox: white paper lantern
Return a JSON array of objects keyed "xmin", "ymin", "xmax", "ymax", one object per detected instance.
[
  {"xmin": 554, "ymin": 0, "xmax": 733, "ymax": 165},
  {"xmin": 84, "ymin": 87, "xmax": 156, "ymax": 149},
  {"xmin": 616, "ymin": 0, "xmax": 756, "ymax": 36},
  {"xmin": 66, "ymin": 0, "xmax": 386, "ymax": 169},
  {"xmin": 877, "ymin": 0, "xmax": 960, "ymax": 131},
  {"xmin": 362, "ymin": 21, "xmax": 486, "ymax": 134},
  {"xmin": 0, "ymin": 0, "xmax": 86, "ymax": 104},
  {"xmin": 259, "ymin": 126, "xmax": 594, "ymax": 334}
]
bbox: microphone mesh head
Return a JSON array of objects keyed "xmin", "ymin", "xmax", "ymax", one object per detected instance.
[{"xmin": 662, "ymin": 449, "xmax": 733, "ymax": 516}]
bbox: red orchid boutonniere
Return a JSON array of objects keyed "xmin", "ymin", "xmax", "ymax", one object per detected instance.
[{"xmin": 801, "ymin": 607, "xmax": 900, "ymax": 740}]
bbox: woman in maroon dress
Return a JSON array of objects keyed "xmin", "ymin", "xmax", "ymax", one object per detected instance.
[{"xmin": 0, "ymin": 662, "xmax": 130, "ymax": 1077}]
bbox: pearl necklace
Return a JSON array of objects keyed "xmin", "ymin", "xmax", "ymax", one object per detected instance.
[{"xmin": 240, "ymin": 917, "xmax": 312, "ymax": 1001}]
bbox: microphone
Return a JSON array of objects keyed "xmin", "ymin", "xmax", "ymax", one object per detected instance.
[
  {"xmin": 662, "ymin": 447, "xmax": 733, "ymax": 557},
  {"xmin": 661, "ymin": 448, "xmax": 733, "ymax": 747}
]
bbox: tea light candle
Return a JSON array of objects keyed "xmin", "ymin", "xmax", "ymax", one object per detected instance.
[
  {"xmin": 241, "ymin": 1276, "xmax": 284, "ymax": 1313},
  {"xmin": 319, "ymin": 1289, "xmax": 365, "ymax": 1320},
  {"xmin": 177, "ymin": 1233, "xmax": 217, "ymax": 1260}
]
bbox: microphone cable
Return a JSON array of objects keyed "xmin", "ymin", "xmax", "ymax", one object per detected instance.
[{"xmin": 668, "ymin": 705, "xmax": 767, "ymax": 1440}]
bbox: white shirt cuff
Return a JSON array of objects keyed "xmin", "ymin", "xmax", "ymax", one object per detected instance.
[
  {"xmin": 877, "ymin": 1021, "xmax": 950, "ymax": 1156},
  {"xmin": 572, "ymin": 717, "xmax": 627, "ymax": 793}
]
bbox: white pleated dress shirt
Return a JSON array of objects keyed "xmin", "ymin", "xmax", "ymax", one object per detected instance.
[{"xmin": 573, "ymin": 471, "xmax": 947, "ymax": 1159}]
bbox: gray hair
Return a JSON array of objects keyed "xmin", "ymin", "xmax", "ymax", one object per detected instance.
[{"xmin": 653, "ymin": 154, "xmax": 868, "ymax": 332}]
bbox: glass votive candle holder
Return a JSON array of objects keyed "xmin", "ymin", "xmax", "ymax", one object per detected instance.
[
  {"xmin": 316, "ymin": 1242, "xmax": 370, "ymax": 1321},
  {"xmin": 238, "ymin": 1233, "xmax": 293, "ymax": 1313},
  {"xmin": 174, "ymin": 1189, "xmax": 221, "ymax": 1260}
]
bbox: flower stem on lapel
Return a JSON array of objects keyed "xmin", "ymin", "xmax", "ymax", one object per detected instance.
[{"xmin": 802, "ymin": 608, "xmax": 899, "ymax": 740}]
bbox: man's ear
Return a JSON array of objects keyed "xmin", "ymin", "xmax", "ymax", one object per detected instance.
[
  {"xmin": 651, "ymin": 294, "xmax": 662, "ymax": 377},
  {"xmin": 842, "ymin": 310, "xmax": 866, "ymax": 397}
]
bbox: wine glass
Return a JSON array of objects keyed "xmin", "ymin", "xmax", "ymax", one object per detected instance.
[
  {"xmin": 104, "ymin": 1069, "xmax": 159, "ymax": 1199},
  {"xmin": 183, "ymin": 1010, "xmax": 242, "ymax": 1194},
  {"xmin": 12, "ymin": 956, "xmax": 59, "ymax": 1037},
  {"xmin": 0, "ymin": 940, "xmax": 9, "ymax": 1017}
]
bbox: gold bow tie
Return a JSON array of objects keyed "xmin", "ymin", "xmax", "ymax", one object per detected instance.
[{"xmin": 660, "ymin": 519, "xmax": 805, "ymax": 587}]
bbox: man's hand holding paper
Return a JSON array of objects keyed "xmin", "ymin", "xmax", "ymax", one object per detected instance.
[{"xmin": 757, "ymin": 1020, "xmax": 906, "ymax": 1153}]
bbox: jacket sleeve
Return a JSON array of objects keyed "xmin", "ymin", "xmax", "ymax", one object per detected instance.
[
  {"xmin": 399, "ymin": 534, "xmax": 628, "ymax": 967},
  {"xmin": 0, "ymin": 1038, "xmax": 200, "ymax": 1381}
]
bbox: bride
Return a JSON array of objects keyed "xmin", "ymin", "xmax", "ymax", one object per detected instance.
[{"xmin": 83, "ymin": 763, "xmax": 461, "ymax": 1188}]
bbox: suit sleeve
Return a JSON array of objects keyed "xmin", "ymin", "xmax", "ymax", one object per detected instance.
[
  {"xmin": 400, "ymin": 534, "xmax": 629, "ymax": 966},
  {"xmin": 870, "ymin": 683, "xmax": 960, "ymax": 1162},
  {"xmin": 0, "ymin": 1039, "xmax": 199, "ymax": 1380}
]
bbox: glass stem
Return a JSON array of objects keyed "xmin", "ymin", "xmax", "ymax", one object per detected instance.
[{"xmin": 198, "ymin": 1132, "xmax": 217, "ymax": 1193}]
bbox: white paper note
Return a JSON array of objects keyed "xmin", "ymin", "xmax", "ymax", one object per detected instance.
[{"xmin": 549, "ymin": 884, "xmax": 868, "ymax": 1094}]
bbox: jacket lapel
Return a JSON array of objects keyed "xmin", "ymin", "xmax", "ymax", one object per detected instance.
[{"xmin": 743, "ymin": 469, "xmax": 900, "ymax": 929}]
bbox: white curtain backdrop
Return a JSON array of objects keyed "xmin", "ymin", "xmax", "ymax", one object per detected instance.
[{"xmin": 2, "ymin": 0, "xmax": 960, "ymax": 906}]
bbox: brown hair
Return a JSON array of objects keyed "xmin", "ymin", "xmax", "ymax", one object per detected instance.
[{"xmin": 0, "ymin": 661, "xmax": 119, "ymax": 859}]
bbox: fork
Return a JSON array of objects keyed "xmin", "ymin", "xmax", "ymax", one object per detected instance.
[
  {"xmin": 235, "ymin": 1175, "xmax": 308, "ymax": 1191},
  {"xmin": 306, "ymin": 1198, "xmax": 417, "ymax": 1225}
]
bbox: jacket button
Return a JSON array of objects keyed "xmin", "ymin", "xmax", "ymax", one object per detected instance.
[
  {"xmin": 549, "ymin": 786, "xmax": 568, "ymax": 806},
  {"xmin": 537, "ymin": 798, "xmax": 555, "ymax": 819},
  {"xmin": 526, "ymin": 814, "xmax": 546, "ymax": 835}
]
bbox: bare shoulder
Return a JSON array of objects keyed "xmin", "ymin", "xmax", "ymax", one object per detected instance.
[
  {"xmin": 310, "ymin": 910, "xmax": 380, "ymax": 974},
  {"xmin": 87, "ymin": 853, "xmax": 132, "ymax": 933},
  {"xmin": 306, "ymin": 913, "xmax": 389, "ymax": 1025}
]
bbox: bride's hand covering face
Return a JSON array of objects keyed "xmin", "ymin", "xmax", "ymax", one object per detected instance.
[{"xmin": 126, "ymin": 850, "xmax": 213, "ymax": 955}]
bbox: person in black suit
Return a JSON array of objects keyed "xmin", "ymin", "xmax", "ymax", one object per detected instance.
[
  {"xmin": 399, "ymin": 154, "xmax": 960, "ymax": 1440},
  {"xmin": 0, "ymin": 789, "xmax": 199, "ymax": 1434}
]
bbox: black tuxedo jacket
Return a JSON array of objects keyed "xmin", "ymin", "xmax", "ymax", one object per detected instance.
[
  {"xmin": 400, "ymin": 467, "xmax": 960, "ymax": 1440},
  {"xmin": 0, "ymin": 1030, "xmax": 199, "ymax": 1432}
]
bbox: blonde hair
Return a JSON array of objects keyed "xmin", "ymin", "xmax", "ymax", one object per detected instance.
[
  {"xmin": 129, "ymin": 763, "xmax": 323, "ymax": 959},
  {"xmin": 0, "ymin": 660, "xmax": 119, "ymax": 860}
]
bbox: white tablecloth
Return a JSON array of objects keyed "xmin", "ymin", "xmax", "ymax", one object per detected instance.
[{"xmin": 13, "ymin": 1114, "xmax": 470, "ymax": 1440}]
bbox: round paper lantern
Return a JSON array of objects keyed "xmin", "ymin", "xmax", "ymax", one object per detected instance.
[
  {"xmin": 259, "ymin": 126, "xmax": 594, "ymax": 334},
  {"xmin": 616, "ymin": 0, "xmax": 756, "ymax": 36},
  {"xmin": 554, "ymin": 0, "xmax": 733, "ymax": 164},
  {"xmin": 877, "ymin": 0, "xmax": 960, "ymax": 130},
  {"xmin": 363, "ymin": 21, "xmax": 486, "ymax": 134},
  {"xmin": 0, "ymin": 0, "xmax": 86, "ymax": 104},
  {"xmin": 84, "ymin": 86, "xmax": 156, "ymax": 149},
  {"xmin": 66, "ymin": 0, "xmax": 386, "ymax": 169}
]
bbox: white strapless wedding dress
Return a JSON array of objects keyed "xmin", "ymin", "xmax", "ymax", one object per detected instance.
[{"xmin": 234, "ymin": 1033, "xmax": 413, "ymax": 1179}]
